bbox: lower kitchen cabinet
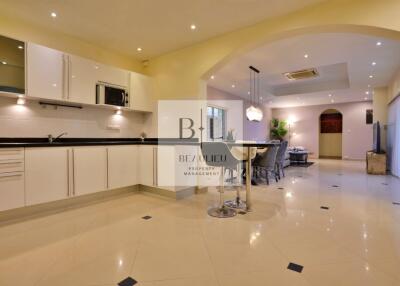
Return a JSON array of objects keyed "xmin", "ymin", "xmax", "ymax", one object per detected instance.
[
  {"xmin": 73, "ymin": 147, "xmax": 108, "ymax": 196},
  {"xmin": 0, "ymin": 172, "xmax": 25, "ymax": 211},
  {"xmin": 108, "ymin": 146, "xmax": 138, "ymax": 189},
  {"xmin": 138, "ymin": 145, "xmax": 156, "ymax": 186},
  {"xmin": 25, "ymin": 147, "xmax": 71, "ymax": 206}
]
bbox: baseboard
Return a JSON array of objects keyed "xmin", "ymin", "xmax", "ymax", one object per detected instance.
[{"xmin": 0, "ymin": 185, "xmax": 139, "ymax": 225}]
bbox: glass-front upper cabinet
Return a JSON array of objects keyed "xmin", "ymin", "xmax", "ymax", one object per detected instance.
[{"xmin": 0, "ymin": 34, "xmax": 25, "ymax": 94}]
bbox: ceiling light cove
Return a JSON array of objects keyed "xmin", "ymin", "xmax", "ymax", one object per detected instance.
[
  {"xmin": 190, "ymin": 24, "xmax": 197, "ymax": 30},
  {"xmin": 50, "ymin": 12, "xmax": 57, "ymax": 18}
]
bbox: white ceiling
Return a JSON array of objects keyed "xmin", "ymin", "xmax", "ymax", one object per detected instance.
[
  {"xmin": 208, "ymin": 33, "xmax": 400, "ymax": 108},
  {"xmin": 0, "ymin": 0, "xmax": 325, "ymax": 59}
]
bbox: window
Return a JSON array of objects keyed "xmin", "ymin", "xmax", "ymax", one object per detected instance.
[{"xmin": 207, "ymin": 106, "xmax": 226, "ymax": 140}]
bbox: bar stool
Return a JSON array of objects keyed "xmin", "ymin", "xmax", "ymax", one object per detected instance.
[
  {"xmin": 200, "ymin": 142, "xmax": 240, "ymax": 218},
  {"xmin": 224, "ymin": 146, "xmax": 257, "ymax": 209}
]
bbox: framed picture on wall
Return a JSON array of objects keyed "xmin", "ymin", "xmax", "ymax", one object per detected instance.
[{"xmin": 366, "ymin": 109, "xmax": 373, "ymax": 124}]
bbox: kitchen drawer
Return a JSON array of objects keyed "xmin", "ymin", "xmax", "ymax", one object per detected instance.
[
  {"xmin": 0, "ymin": 160, "xmax": 24, "ymax": 173},
  {"xmin": 0, "ymin": 172, "xmax": 25, "ymax": 212},
  {"xmin": 0, "ymin": 148, "xmax": 24, "ymax": 161}
]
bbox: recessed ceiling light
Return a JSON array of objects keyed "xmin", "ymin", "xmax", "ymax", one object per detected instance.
[
  {"xmin": 331, "ymin": 99, "xmax": 335, "ymax": 103},
  {"xmin": 365, "ymin": 91, "xmax": 370, "ymax": 95},
  {"xmin": 50, "ymin": 12, "xmax": 57, "ymax": 18},
  {"xmin": 210, "ymin": 75, "xmax": 215, "ymax": 80},
  {"xmin": 1, "ymin": 61, "xmax": 7, "ymax": 65},
  {"xmin": 376, "ymin": 41, "xmax": 382, "ymax": 46},
  {"xmin": 364, "ymin": 97, "xmax": 368, "ymax": 100},
  {"xmin": 371, "ymin": 62, "xmax": 377, "ymax": 66},
  {"xmin": 304, "ymin": 54, "xmax": 309, "ymax": 59},
  {"xmin": 18, "ymin": 45, "xmax": 24, "ymax": 50},
  {"xmin": 190, "ymin": 24, "xmax": 196, "ymax": 30},
  {"xmin": 369, "ymin": 75, "xmax": 374, "ymax": 79},
  {"xmin": 247, "ymin": 91, "xmax": 250, "ymax": 95},
  {"xmin": 231, "ymin": 84, "xmax": 235, "ymax": 88},
  {"xmin": 94, "ymin": 65, "xmax": 99, "ymax": 69},
  {"xmin": 368, "ymin": 84, "xmax": 371, "ymax": 87},
  {"xmin": 328, "ymin": 94, "xmax": 332, "ymax": 97},
  {"xmin": 137, "ymin": 47, "xmax": 142, "ymax": 52}
]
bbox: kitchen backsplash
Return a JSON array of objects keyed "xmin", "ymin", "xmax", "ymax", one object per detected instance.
[{"xmin": 0, "ymin": 96, "xmax": 146, "ymax": 138}]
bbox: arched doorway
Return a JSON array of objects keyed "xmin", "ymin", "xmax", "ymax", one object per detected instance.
[{"xmin": 319, "ymin": 109, "xmax": 343, "ymax": 159}]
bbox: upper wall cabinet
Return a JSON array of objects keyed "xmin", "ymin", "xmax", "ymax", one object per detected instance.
[
  {"xmin": 130, "ymin": 72, "xmax": 154, "ymax": 112},
  {"xmin": 96, "ymin": 63, "xmax": 130, "ymax": 88},
  {"xmin": 67, "ymin": 55, "xmax": 98, "ymax": 104},
  {"xmin": 0, "ymin": 35, "xmax": 25, "ymax": 94},
  {"xmin": 26, "ymin": 42, "xmax": 67, "ymax": 100}
]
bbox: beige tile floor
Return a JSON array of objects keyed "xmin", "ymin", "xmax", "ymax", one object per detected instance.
[{"xmin": 0, "ymin": 159, "xmax": 400, "ymax": 286}]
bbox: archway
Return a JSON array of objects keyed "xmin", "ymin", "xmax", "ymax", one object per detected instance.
[{"xmin": 319, "ymin": 109, "xmax": 343, "ymax": 159}]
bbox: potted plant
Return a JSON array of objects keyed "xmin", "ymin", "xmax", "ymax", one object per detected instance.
[{"xmin": 270, "ymin": 118, "xmax": 288, "ymax": 141}]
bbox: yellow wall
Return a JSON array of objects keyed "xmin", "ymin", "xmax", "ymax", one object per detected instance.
[
  {"xmin": 0, "ymin": 12, "xmax": 143, "ymax": 73},
  {"xmin": 319, "ymin": 133, "xmax": 342, "ymax": 158},
  {"xmin": 147, "ymin": 0, "xmax": 400, "ymax": 104},
  {"xmin": 373, "ymin": 87, "xmax": 389, "ymax": 150}
]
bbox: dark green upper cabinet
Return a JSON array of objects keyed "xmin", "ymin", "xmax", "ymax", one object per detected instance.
[{"xmin": 0, "ymin": 34, "xmax": 25, "ymax": 94}]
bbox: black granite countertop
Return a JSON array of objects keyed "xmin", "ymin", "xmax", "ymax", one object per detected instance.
[
  {"xmin": 0, "ymin": 138, "xmax": 199, "ymax": 148},
  {"xmin": 0, "ymin": 138, "xmax": 279, "ymax": 148}
]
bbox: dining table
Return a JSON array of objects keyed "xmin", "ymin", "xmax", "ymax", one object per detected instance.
[{"xmin": 226, "ymin": 141, "xmax": 281, "ymax": 212}]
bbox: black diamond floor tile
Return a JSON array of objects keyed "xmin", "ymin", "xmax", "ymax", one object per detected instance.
[
  {"xmin": 278, "ymin": 187, "xmax": 284, "ymax": 190},
  {"xmin": 142, "ymin": 216, "xmax": 152, "ymax": 220},
  {"xmin": 287, "ymin": 262, "xmax": 304, "ymax": 273},
  {"xmin": 320, "ymin": 206, "xmax": 329, "ymax": 210},
  {"xmin": 118, "ymin": 276, "xmax": 137, "ymax": 286},
  {"xmin": 238, "ymin": 211, "xmax": 247, "ymax": 215},
  {"xmin": 331, "ymin": 185, "xmax": 340, "ymax": 188},
  {"xmin": 393, "ymin": 202, "xmax": 400, "ymax": 206}
]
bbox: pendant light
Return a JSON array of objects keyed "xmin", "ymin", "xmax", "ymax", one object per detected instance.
[{"xmin": 246, "ymin": 66, "xmax": 263, "ymax": 122}]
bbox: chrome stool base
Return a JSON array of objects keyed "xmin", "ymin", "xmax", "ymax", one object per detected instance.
[
  {"xmin": 208, "ymin": 206, "xmax": 237, "ymax": 218},
  {"xmin": 224, "ymin": 199, "xmax": 247, "ymax": 210}
]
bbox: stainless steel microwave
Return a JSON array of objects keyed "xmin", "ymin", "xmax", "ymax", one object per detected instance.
[{"xmin": 96, "ymin": 82, "xmax": 129, "ymax": 107}]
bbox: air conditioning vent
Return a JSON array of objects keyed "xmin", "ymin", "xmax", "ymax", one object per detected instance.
[{"xmin": 283, "ymin": 68, "xmax": 319, "ymax": 80}]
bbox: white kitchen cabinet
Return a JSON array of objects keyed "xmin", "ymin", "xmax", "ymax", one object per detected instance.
[
  {"xmin": 97, "ymin": 63, "xmax": 130, "ymax": 88},
  {"xmin": 138, "ymin": 145, "xmax": 157, "ymax": 186},
  {"xmin": 26, "ymin": 42, "xmax": 66, "ymax": 100},
  {"xmin": 25, "ymin": 147, "xmax": 71, "ymax": 206},
  {"xmin": 129, "ymin": 72, "xmax": 154, "ymax": 112},
  {"xmin": 107, "ymin": 146, "xmax": 138, "ymax": 189},
  {"xmin": 67, "ymin": 55, "xmax": 98, "ymax": 104},
  {"xmin": 73, "ymin": 147, "xmax": 108, "ymax": 196},
  {"xmin": 0, "ymin": 148, "xmax": 25, "ymax": 212},
  {"xmin": 157, "ymin": 146, "xmax": 175, "ymax": 186},
  {"xmin": 0, "ymin": 172, "xmax": 25, "ymax": 211}
]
